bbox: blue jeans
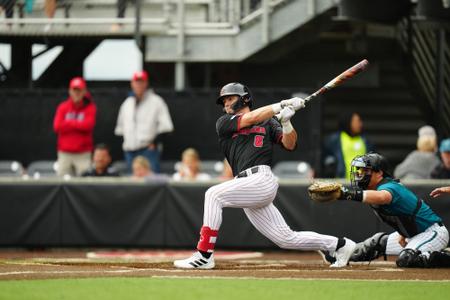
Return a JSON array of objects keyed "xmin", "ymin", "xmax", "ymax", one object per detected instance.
[{"xmin": 124, "ymin": 147, "xmax": 161, "ymax": 173}]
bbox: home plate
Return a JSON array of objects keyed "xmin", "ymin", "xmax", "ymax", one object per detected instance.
[{"xmin": 86, "ymin": 250, "xmax": 263, "ymax": 260}]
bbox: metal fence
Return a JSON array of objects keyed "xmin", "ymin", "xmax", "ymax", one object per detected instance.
[
  {"xmin": 398, "ymin": 18, "xmax": 450, "ymax": 137},
  {"xmin": 0, "ymin": 0, "xmax": 288, "ymax": 35}
]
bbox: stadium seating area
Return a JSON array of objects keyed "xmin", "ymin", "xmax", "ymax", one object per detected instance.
[
  {"xmin": 0, "ymin": 0, "xmax": 449, "ymax": 181},
  {"xmin": 0, "ymin": 159, "xmax": 314, "ymax": 179}
]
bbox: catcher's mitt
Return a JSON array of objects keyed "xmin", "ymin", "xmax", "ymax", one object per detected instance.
[{"xmin": 308, "ymin": 181, "xmax": 343, "ymax": 203}]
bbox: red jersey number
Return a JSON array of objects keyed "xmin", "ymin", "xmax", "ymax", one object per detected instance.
[{"xmin": 254, "ymin": 135, "xmax": 264, "ymax": 148}]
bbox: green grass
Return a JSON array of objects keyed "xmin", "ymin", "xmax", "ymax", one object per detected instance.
[{"xmin": 0, "ymin": 277, "xmax": 449, "ymax": 300}]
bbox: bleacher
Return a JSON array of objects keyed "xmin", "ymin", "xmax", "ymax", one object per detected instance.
[{"xmin": 0, "ymin": 0, "xmax": 449, "ymax": 178}]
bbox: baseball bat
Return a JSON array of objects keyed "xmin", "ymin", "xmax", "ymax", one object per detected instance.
[{"xmin": 304, "ymin": 59, "xmax": 369, "ymax": 103}]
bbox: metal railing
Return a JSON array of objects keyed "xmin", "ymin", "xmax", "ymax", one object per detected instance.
[
  {"xmin": 398, "ymin": 18, "xmax": 450, "ymax": 137},
  {"xmin": 0, "ymin": 0, "xmax": 288, "ymax": 34}
]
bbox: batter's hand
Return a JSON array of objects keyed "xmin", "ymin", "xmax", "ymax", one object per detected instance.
[
  {"xmin": 430, "ymin": 186, "xmax": 450, "ymax": 198},
  {"xmin": 280, "ymin": 97, "xmax": 305, "ymax": 111},
  {"xmin": 277, "ymin": 106, "xmax": 295, "ymax": 124}
]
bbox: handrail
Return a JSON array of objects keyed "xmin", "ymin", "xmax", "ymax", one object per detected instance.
[{"xmin": 398, "ymin": 18, "xmax": 450, "ymax": 137}]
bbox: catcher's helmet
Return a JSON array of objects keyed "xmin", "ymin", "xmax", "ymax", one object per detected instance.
[
  {"xmin": 216, "ymin": 82, "xmax": 253, "ymax": 112},
  {"xmin": 350, "ymin": 152, "xmax": 392, "ymax": 189}
]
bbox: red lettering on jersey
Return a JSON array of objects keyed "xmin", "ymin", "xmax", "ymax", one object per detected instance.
[
  {"xmin": 254, "ymin": 135, "xmax": 264, "ymax": 147},
  {"xmin": 232, "ymin": 126, "xmax": 266, "ymax": 138}
]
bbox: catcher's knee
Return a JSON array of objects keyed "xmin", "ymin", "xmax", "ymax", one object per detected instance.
[
  {"xmin": 396, "ymin": 249, "xmax": 428, "ymax": 268},
  {"xmin": 351, "ymin": 232, "xmax": 388, "ymax": 262}
]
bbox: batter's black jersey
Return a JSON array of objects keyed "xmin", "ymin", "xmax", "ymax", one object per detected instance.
[{"xmin": 216, "ymin": 113, "xmax": 284, "ymax": 176}]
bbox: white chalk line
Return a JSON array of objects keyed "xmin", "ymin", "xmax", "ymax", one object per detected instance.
[
  {"xmin": 0, "ymin": 269, "xmax": 449, "ymax": 283},
  {"xmin": 149, "ymin": 275, "xmax": 450, "ymax": 283},
  {"xmin": 0, "ymin": 266, "xmax": 411, "ymax": 277}
]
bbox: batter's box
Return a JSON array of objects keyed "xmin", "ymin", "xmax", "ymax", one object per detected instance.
[{"xmin": 86, "ymin": 250, "xmax": 263, "ymax": 261}]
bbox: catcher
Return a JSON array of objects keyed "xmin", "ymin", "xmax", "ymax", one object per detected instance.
[{"xmin": 309, "ymin": 152, "xmax": 450, "ymax": 267}]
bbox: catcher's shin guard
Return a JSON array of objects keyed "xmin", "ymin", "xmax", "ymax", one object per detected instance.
[{"xmin": 350, "ymin": 232, "xmax": 388, "ymax": 262}]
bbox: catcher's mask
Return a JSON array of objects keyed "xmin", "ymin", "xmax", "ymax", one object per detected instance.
[
  {"xmin": 216, "ymin": 82, "xmax": 253, "ymax": 114},
  {"xmin": 350, "ymin": 152, "xmax": 392, "ymax": 189}
]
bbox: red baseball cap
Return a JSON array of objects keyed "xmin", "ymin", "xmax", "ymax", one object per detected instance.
[
  {"xmin": 132, "ymin": 70, "xmax": 149, "ymax": 81},
  {"xmin": 69, "ymin": 77, "xmax": 87, "ymax": 89}
]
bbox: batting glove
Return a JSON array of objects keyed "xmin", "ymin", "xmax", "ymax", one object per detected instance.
[
  {"xmin": 277, "ymin": 106, "xmax": 295, "ymax": 124},
  {"xmin": 277, "ymin": 106, "xmax": 295, "ymax": 134},
  {"xmin": 280, "ymin": 97, "xmax": 305, "ymax": 111}
]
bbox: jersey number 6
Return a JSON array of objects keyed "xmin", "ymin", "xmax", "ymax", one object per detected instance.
[{"xmin": 254, "ymin": 135, "xmax": 264, "ymax": 148}]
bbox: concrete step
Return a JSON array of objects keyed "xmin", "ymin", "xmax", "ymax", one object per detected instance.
[
  {"xmin": 323, "ymin": 105, "xmax": 422, "ymax": 117},
  {"xmin": 323, "ymin": 88, "xmax": 415, "ymax": 102},
  {"xmin": 323, "ymin": 119, "xmax": 426, "ymax": 133}
]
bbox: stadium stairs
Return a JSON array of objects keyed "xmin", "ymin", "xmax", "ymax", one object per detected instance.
[{"xmin": 322, "ymin": 58, "xmax": 426, "ymax": 168}]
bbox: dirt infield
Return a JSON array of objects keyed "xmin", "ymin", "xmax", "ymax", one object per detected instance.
[{"xmin": 0, "ymin": 249, "xmax": 449, "ymax": 281}]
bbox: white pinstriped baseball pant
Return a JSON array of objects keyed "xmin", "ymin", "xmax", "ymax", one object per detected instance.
[
  {"xmin": 203, "ymin": 165, "xmax": 339, "ymax": 253},
  {"xmin": 385, "ymin": 223, "xmax": 449, "ymax": 255}
]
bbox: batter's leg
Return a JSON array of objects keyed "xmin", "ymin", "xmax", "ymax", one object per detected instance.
[
  {"xmin": 197, "ymin": 172, "xmax": 278, "ymax": 253},
  {"xmin": 174, "ymin": 170, "xmax": 278, "ymax": 269},
  {"xmin": 243, "ymin": 203, "xmax": 339, "ymax": 253}
]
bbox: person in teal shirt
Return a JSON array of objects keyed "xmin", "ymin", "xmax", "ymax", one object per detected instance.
[{"xmin": 321, "ymin": 152, "xmax": 450, "ymax": 267}]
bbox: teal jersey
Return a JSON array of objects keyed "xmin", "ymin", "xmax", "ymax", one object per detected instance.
[{"xmin": 375, "ymin": 179, "xmax": 441, "ymax": 235}]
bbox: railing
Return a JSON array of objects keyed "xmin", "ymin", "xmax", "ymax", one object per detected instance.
[
  {"xmin": 0, "ymin": 0, "xmax": 288, "ymax": 35},
  {"xmin": 398, "ymin": 18, "xmax": 450, "ymax": 137}
]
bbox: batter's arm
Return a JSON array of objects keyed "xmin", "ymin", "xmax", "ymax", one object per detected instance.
[
  {"xmin": 239, "ymin": 105, "xmax": 279, "ymax": 128},
  {"xmin": 281, "ymin": 129, "xmax": 297, "ymax": 151},
  {"xmin": 239, "ymin": 98, "xmax": 304, "ymax": 128}
]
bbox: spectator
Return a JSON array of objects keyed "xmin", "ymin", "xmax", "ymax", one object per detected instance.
[
  {"xmin": 82, "ymin": 144, "xmax": 119, "ymax": 177},
  {"xmin": 44, "ymin": 0, "xmax": 55, "ymax": 16},
  {"xmin": 115, "ymin": 70, "xmax": 174, "ymax": 173},
  {"xmin": 322, "ymin": 112, "xmax": 374, "ymax": 179},
  {"xmin": 172, "ymin": 148, "xmax": 211, "ymax": 181},
  {"xmin": 53, "ymin": 77, "xmax": 96, "ymax": 177},
  {"xmin": 431, "ymin": 138, "xmax": 450, "ymax": 179},
  {"xmin": 0, "ymin": 0, "xmax": 16, "ymax": 20},
  {"xmin": 25, "ymin": 0, "xmax": 34, "ymax": 14},
  {"xmin": 43, "ymin": 0, "xmax": 56, "ymax": 31},
  {"xmin": 118, "ymin": 0, "xmax": 132, "ymax": 17},
  {"xmin": 111, "ymin": 0, "xmax": 131, "ymax": 32},
  {"xmin": 131, "ymin": 156, "xmax": 168, "ymax": 181},
  {"xmin": 394, "ymin": 126, "xmax": 440, "ymax": 179}
]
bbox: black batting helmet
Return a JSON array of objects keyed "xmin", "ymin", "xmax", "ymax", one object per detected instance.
[
  {"xmin": 216, "ymin": 82, "xmax": 253, "ymax": 112},
  {"xmin": 350, "ymin": 152, "xmax": 393, "ymax": 189}
]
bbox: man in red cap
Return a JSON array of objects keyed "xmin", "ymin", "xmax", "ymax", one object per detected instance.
[
  {"xmin": 53, "ymin": 77, "xmax": 97, "ymax": 176},
  {"xmin": 115, "ymin": 70, "xmax": 174, "ymax": 173}
]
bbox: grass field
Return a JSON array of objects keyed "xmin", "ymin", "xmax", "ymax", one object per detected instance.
[{"xmin": 1, "ymin": 277, "xmax": 450, "ymax": 300}]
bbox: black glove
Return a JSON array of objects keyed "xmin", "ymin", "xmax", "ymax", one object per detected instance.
[{"xmin": 338, "ymin": 186, "xmax": 364, "ymax": 202}]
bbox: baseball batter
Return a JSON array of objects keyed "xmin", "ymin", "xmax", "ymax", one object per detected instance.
[{"xmin": 174, "ymin": 82, "xmax": 356, "ymax": 269}]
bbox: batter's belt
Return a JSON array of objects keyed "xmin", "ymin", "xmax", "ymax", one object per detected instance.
[{"xmin": 236, "ymin": 165, "xmax": 271, "ymax": 178}]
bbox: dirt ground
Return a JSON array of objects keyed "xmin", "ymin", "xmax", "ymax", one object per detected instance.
[{"xmin": 0, "ymin": 249, "xmax": 449, "ymax": 281}]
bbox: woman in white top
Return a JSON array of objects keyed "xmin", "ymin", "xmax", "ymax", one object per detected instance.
[{"xmin": 173, "ymin": 148, "xmax": 211, "ymax": 181}]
